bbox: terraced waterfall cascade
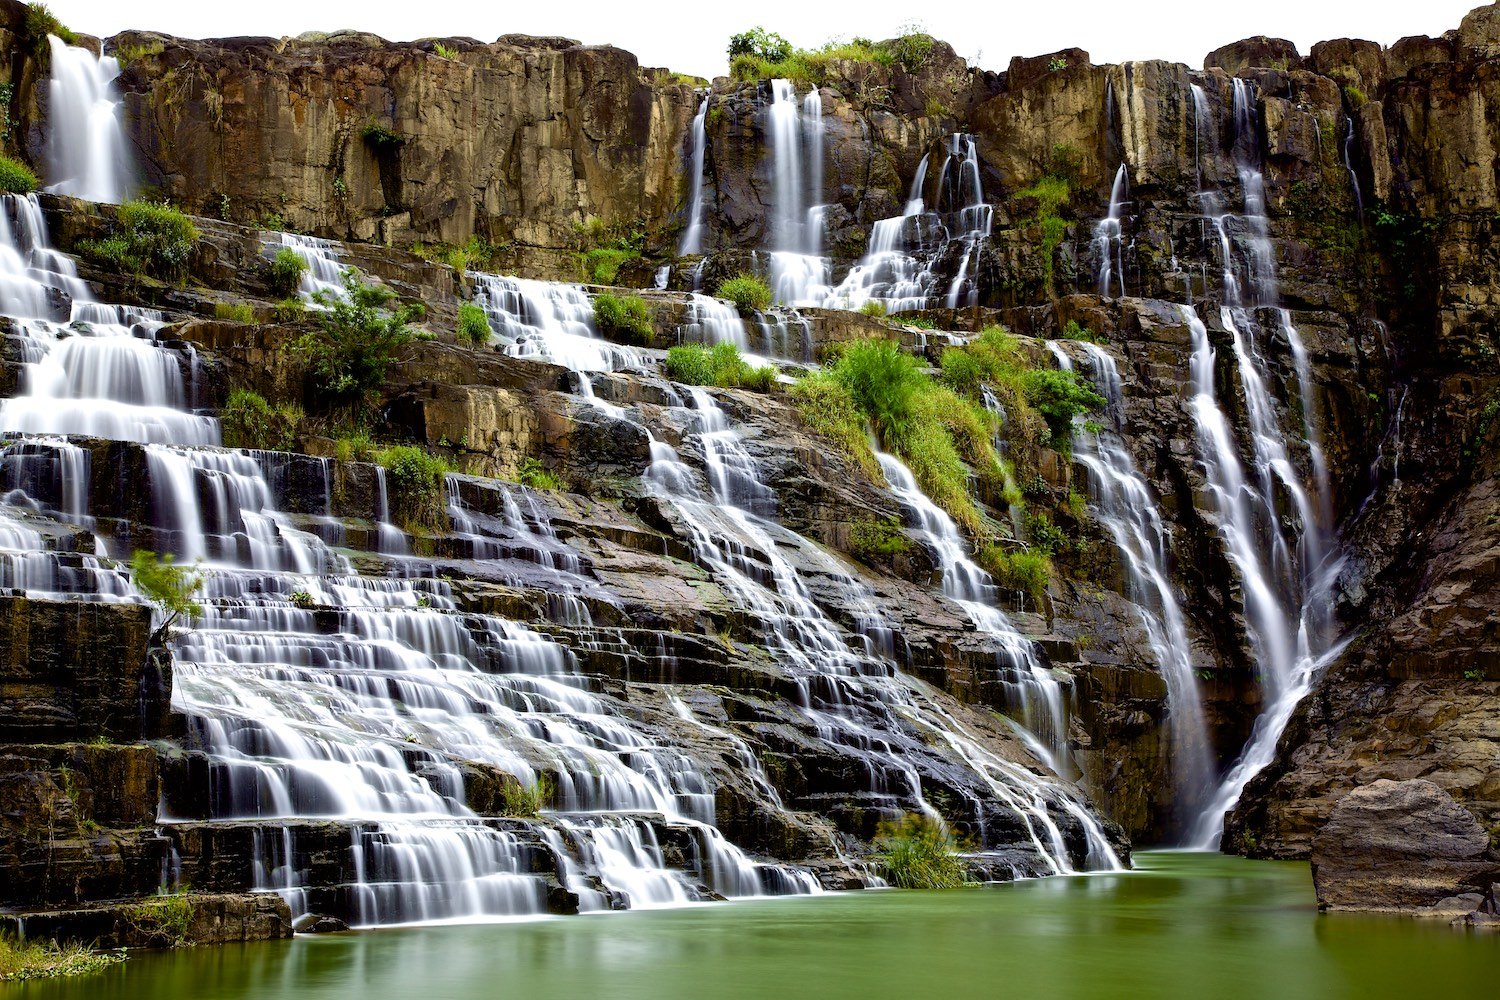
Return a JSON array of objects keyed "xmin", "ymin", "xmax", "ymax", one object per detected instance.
[
  {"xmin": 644, "ymin": 391, "xmax": 1121, "ymax": 875},
  {"xmin": 767, "ymin": 80, "xmax": 830, "ymax": 306}
]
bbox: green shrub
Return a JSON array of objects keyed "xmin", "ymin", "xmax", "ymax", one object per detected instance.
[
  {"xmin": 979, "ymin": 545, "xmax": 1051, "ymax": 605},
  {"xmin": 874, "ymin": 813, "xmax": 969, "ymax": 889},
  {"xmin": 377, "ymin": 445, "xmax": 450, "ymax": 532},
  {"xmin": 1060, "ymin": 319, "xmax": 1104, "ymax": 343},
  {"xmin": 859, "ymin": 300, "xmax": 888, "ymax": 318},
  {"xmin": 433, "ymin": 43, "xmax": 458, "ymax": 60},
  {"xmin": 457, "ymin": 302, "xmax": 491, "ymax": 346},
  {"xmin": 663, "ymin": 342, "xmax": 777, "ymax": 391},
  {"xmin": 592, "ymin": 292, "xmax": 654, "ymax": 345},
  {"xmin": 23, "ymin": 5, "xmax": 77, "ymax": 62},
  {"xmin": 830, "ymin": 338, "xmax": 927, "ymax": 442},
  {"xmin": 0, "ymin": 931, "xmax": 124, "ymax": 982},
  {"xmin": 849, "ymin": 516, "xmax": 911, "ymax": 563},
  {"xmin": 0, "ymin": 156, "xmax": 37, "ymax": 194},
  {"xmin": 1017, "ymin": 173, "xmax": 1072, "ymax": 295},
  {"xmin": 716, "ymin": 273, "xmax": 773, "ymax": 312},
  {"xmin": 113, "ymin": 40, "xmax": 164, "ymax": 68},
  {"xmin": 212, "ymin": 301, "xmax": 254, "ymax": 323},
  {"xmin": 334, "ymin": 429, "xmax": 377, "ymax": 463},
  {"xmin": 499, "ymin": 773, "xmax": 555, "ymax": 817},
  {"xmin": 579, "ymin": 247, "xmax": 639, "ymax": 284},
  {"xmin": 78, "ymin": 200, "xmax": 200, "ymax": 283},
  {"xmin": 361, "ymin": 122, "xmax": 406, "ymax": 151},
  {"xmin": 293, "ymin": 270, "xmax": 429, "ymax": 409},
  {"xmin": 517, "ymin": 457, "xmax": 563, "ymax": 491},
  {"xmin": 273, "ymin": 297, "xmax": 306, "ymax": 322},
  {"xmin": 129, "ymin": 550, "xmax": 205, "ymax": 643},
  {"xmin": 789, "ymin": 370, "xmax": 881, "ymax": 480},
  {"xmin": 1020, "ymin": 368, "xmax": 1106, "ymax": 447},
  {"xmin": 121, "ymin": 891, "xmax": 194, "ymax": 948},
  {"xmin": 220, "ymin": 388, "xmax": 302, "ymax": 451},
  {"xmin": 289, "ymin": 590, "xmax": 315, "ymax": 609},
  {"xmin": 727, "ymin": 29, "xmax": 935, "ymax": 86},
  {"xmin": 267, "ymin": 247, "xmax": 309, "ymax": 298}
]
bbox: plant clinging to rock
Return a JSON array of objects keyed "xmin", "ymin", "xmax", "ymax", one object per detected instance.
[
  {"xmin": 129, "ymin": 550, "xmax": 205, "ymax": 645},
  {"xmin": 293, "ymin": 269, "xmax": 429, "ymax": 411}
]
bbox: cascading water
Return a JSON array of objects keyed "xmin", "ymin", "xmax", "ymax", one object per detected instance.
[
  {"xmin": 827, "ymin": 136, "xmax": 992, "ymax": 312},
  {"xmin": 0, "ymin": 197, "xmax": 823, "ymax": 923},
  {"xmin": 767, "ymin": 80, "xmax": 831, "ymax": 306},
  {"xmin": 679, "ymin": 97, "xmax": 710, "ymax": 256},
  {"xmin": 1094, "ymin": 164, "xmax": 1130, "ymax": 298},
  {"xmin": 1055, "ymin": 341, "xmax": 1214, "ymax": 827},
  {"xmin": 642, "ymin": 388, "xmax": 1120, "ymax": 875},
  {"xmin": 470, "ymin": 273, "xmax": 638, "ymax": 374},
  {"xmin": 1342, "ymin": 116, "xmax": 1363, "ymax": 220},
  {"xmin": 1182, "ymin": 79, "xmax": 1343, "ymax": 846},
  {"xmin": 877, "ymin": 453, "xmax": 1073, "ymax": 778},
  {"xmin": 45, "ymin": 37, "xmax": 133, "ymax": 204},
  {"xmin": 266, "ymin": 232, "xmax": 349, "ymax": 303}
]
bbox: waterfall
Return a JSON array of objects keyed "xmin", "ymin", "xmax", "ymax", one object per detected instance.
[
  {"xmin": 1094, "ymin": 164, "xmax": 1130, "ymax": 298},
  {"xmin": 827, "ymin": 136, "xmax": 992, "ymax": 312},
  {"xmin": 1058, "ymin": 342, "xmax": 1214, "ymax": 828},
  {"xmin": 266, "ymin": 232, "xmax": 349, "ymax": 303},
  {"xmin": 1342, "ymin": 116, "xmax": 1364, "ymax": 220},
  {"xmin": 45, "ymin": 37, "xmax": 133, "ymax": 204},
  {"xmin": 643, "ymin": 389, "xmax": 1120, "ymax": 875},
  {"xmin": 1183, "ymin": 79, "xmax": 1343, "ymax": 846},
  {"xmin": 0, "ymin": 193, "xmax": 827, "ymax": 924},
  {"xmin": 471, "ymin": 273, "xmax": 638, "ymax": 373},
  {"xmin": 679, "ymin": 97, "xmax": 709, "ymax": 256},
  {"xmin": 877, "ymin": 453, "xmax": 1074, "ymax": 778},
  {"xmin": 767, "ymin": 80, "xmax": 830, "ymax": 306}
]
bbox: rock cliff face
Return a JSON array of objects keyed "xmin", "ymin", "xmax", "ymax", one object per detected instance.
[{"xmin": 0, "ymin": 0, "xmax": 1496, "ymax": 939}]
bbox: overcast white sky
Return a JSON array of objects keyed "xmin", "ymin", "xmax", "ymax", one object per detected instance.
[{"xmin": 49, "ymin": 1, "xmax": 1487, "ymax": 80}]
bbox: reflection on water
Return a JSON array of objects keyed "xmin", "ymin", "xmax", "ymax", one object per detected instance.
[{"xmin": 8, "ymin": 854, "xmax": 1496, "ymax": 1000}]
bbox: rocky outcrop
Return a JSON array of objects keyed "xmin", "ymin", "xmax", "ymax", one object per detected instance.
[{"xmin": 1310, "ymin": 780, "xmax": 1500, "ymax": 916}]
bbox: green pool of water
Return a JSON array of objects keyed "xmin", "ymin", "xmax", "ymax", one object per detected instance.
[{"xmin": 8, "ymin": 852, "xmax": 1497, "ymax": 999}]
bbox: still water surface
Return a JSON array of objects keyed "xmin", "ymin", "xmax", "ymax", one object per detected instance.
[{"xmin": 10, "ymin": 852, "xmax": 1497, "ymax": 999}]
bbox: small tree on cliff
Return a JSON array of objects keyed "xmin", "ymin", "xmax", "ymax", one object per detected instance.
[
  {"xmin": 129, "ymin": 550, "xmax": 206, "ymax": 645},
  {"xmin": 293, "ymin": 269, "xmax": 429, "ymax": 414}
]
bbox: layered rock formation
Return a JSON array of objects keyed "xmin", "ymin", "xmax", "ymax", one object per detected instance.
[{"xmin": 0, "ymin": 0, "xmax": 1495, "ymax": 942}]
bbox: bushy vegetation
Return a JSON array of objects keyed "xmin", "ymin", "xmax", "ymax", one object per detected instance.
[
  {"xmin": 978, "ymin": 545, "xmax": 1051, "ymax": 606},
  {"xmin": 937, "ymin": 326, "xmax": 1102, "ymax": 451},
  {"xmin": 433, "ymin": 42, "xmax": 458, "ymax": 60},
  {"xmin": 112, "ymin": 40, "xmax": 164, "ymax": 68},
  {"xmin": 78, "ymin": 201, "xmax": 200, "ymax": 283},
  {"xmin": 716, "ymin": 273, "xmax": 773, "ymax": 313},
  {"xmin": 129, "ymin": 550, "xmax": 205, "ymax": 643},
  {"xmin": 23, "ymin": 4, "xmax": 77, "ymax": 64},
  {"xmin": 1015, "ymin": 147, "xmax": 1082, "ymax": 296},
  {"xmin": 807, "ymin": 338, "xmax": 1000, "ymax": 533},
  {"xmin": 220, "ymin": 388, "xmax": 303, "ymax": 451},
  {"xmin": 293, "ymin": 270, "xmax": 429, "ymax": 410},
  {"xmin": 377, "ymin": 446, "xmax": 450, "ymax": 532},
  {"xmin": 874, "ymin": 814, "xmax": 969, "ymax": 889},
  {"xmin": 334, "ymin": 429, "xmax": 377, "ymax": 463},
  {"xmin": 121, "ymin": 891, "xmax": 194, "ymax": 948},
  {"xmin": 859, "ymin": 300, "xmax": 888, "ymax": 318},
  {"xmin": 212, "ymin": 301, "xmax": 254, "ymax": 323},
  {"xmin": 411, "ymin": 235, "xmax": 505, "ymax": 274},
  {"xmin": 0, "ymin": 156, "xmax": 37, "ymax": 194},
  {"xmin": 0, "ymin": 933, "xmax": 122, "ymax": 982},
  {"xmin": 267, "ymin": 247, "xmax": 309, "ymax": 298},
  {"xmin": 663, "ymin": 342, "xmax": 777, "ymax": 391},
  {"xmin": 848, "ymin": 516, "xmax": 912, "ymax": 563},
  {"xmin": 575, "ymin": 216, "xmax": 646, "ymax": 283},
  {"xmin": 456, "ymin": 302, "xmax": 491, "ymax": 346},
  {"xmin": 517, "ymin": 457, "xmax": 563, "ymax": 491},
  {"xmin": 787, "ymin": 370, "xmax": 881, "ymax": 479},
  {"xmin": 499, "ymin": 773, "xmax": 555, "ymax": 817},
  {"xmin": 727, "ymin": 26, "xmax": 936, "ymax": 86},
  {"xmin": 360, "ymin": 122, "xmax": 406, "ymax": 151},
  {"xmin": 592, "ymin": 292, "xmax": 654, "ymax": 345}
]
